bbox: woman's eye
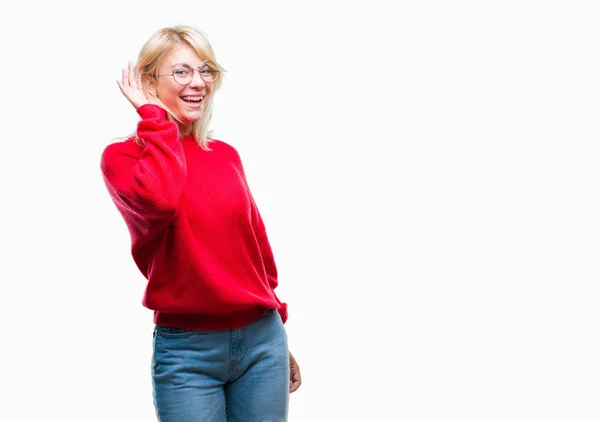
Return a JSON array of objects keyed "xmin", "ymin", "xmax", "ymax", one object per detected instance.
[{"xmin": 174, "ymin": 69, "xmax": 190, "ymax": 76}]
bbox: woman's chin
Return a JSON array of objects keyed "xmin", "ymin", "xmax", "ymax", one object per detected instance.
[{"xmin": 176, "ymin": 111, "xmax": 203, "ymax": 124}]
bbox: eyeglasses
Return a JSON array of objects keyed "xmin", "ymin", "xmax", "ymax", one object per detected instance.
[{"xmin": 155, "ymin": 63, "xmax": 220, "ymax": 85}]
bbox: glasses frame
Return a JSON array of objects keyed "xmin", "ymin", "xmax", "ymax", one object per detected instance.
[{"xmin": 155, "ymin": 62, "xmax": 220, "ymax": 86}]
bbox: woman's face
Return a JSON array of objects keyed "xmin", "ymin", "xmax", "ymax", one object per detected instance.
[{"xmin": 153, "ymin": 45, "xmax": 215, "ymax": 135}]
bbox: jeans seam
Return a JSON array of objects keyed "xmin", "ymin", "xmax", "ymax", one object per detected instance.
[{"xmin": 155, "ymin": 330, "xmax": 196, "ymax": 339}]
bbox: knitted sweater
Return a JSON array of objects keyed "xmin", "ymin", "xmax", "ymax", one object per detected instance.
[{"xmin": 100, "ymin": 104, "xmax": 287, "ymax": 330}]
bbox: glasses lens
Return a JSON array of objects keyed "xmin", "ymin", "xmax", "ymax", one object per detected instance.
[
  {"xmin": 171, "ymin": 64, "xmax": 219, "ymax": 84},
  {"xmin": 200, "ymin": 66, "xmax": 218, "ymax": 82},
  {"xmin": 173, "ymin": 65, "xmax": 193, "ymax": 85}
]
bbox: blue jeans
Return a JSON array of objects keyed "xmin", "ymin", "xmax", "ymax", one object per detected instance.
[{"xmin": 152, "ymin": 309, "xmax": 289, "ymax": 421}]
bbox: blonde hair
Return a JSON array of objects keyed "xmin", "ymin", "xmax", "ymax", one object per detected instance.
[{"xmin": 130, "ymin": 25, "xmax": 225, "ymax": 150}]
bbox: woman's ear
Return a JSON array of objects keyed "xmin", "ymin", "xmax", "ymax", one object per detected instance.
[{"xmin": 143, "ymin": 75, "xmax": 157, "ymax": 97}]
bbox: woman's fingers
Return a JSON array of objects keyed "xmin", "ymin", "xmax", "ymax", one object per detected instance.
[
  {"xmin": 289, "ymin": 352, "xmax": 302, "ymax": 393},
  {"xmin": 119, "ymin": 61, "xmax": 136, "ymax": 89},
  {"xmin": 128, "ymin": 61, "xmax": 136, "ymax": 87},
  {"xmin": 118, "ymin": 61, "xmax": 149, "ymax": 109},
  {"xmin": 116, "ymin": 79, "xmax": 125, "ymax": 95}
]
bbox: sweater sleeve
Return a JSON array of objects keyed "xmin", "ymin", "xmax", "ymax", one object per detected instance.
[
  {"xmin": 230, "ymin": 145, "xmax": 288, "ymax": 323},
  {"xmin": 100, "ymin": 104, "xmax": 187, "ymax": 235},
  {"xmin": 250, "ymin": 195, "xmax": 289, "ymax": 324}
]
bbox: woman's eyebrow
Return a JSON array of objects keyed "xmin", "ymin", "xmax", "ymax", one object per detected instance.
[{"xmin": 170, "ymin": 62, "xmax": 210, "ymax": 68}]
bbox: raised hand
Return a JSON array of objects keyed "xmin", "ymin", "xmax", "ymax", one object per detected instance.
[{"xmin": 117, "ymin": 61, "xmax": 151, "ymax": 110}]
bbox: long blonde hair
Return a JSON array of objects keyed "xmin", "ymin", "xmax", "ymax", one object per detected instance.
[{"xmin": 131, "ymin": 25, "xmax": 225, "ymax": 150}]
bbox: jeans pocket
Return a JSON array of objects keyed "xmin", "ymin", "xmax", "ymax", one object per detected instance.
[{"xmin": 155, "ymin": 324, "xmax": 196, "ymax": 339}]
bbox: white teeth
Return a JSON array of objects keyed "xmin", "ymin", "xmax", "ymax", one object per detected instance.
[{"xmin": 181, "ymin": 96, "xmax": 204, "ymax": 101}]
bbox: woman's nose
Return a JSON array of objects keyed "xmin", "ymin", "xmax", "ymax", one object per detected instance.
[{"xmin": 188, "ymin": 69, "xmax": 206, "ymax": 88}]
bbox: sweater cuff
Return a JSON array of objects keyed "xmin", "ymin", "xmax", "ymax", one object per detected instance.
[
  {"xmin": 136, "ymin": 103, "xmax": 167, "ymax": 120},
  {"xmin": 277, "ymin": 303, "xmax": 288, "ymax": 324}
]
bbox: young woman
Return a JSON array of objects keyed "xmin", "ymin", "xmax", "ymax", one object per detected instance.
[{"xmin": 100, "ymin": 25, "xmax": 301, "ymax": 421}]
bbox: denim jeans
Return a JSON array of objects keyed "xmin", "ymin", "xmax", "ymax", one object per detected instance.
[{"xmin": 152, "ymin": 309, "xmax": 289, "ymax": 422}]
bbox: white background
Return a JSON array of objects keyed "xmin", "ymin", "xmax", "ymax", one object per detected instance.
[{"xmin": 1, "ymin": 1, "xmax": 599, "ymax": 421}]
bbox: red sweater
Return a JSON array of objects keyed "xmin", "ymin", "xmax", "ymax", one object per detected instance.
[{"xmin": 100, "ymin": 104, "xmax": 287, "ymax": 330}]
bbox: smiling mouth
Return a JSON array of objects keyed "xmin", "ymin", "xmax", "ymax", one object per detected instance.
[{"xmin": 180, "ymin": 95, "xmax": 204, "ymax": 104}]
